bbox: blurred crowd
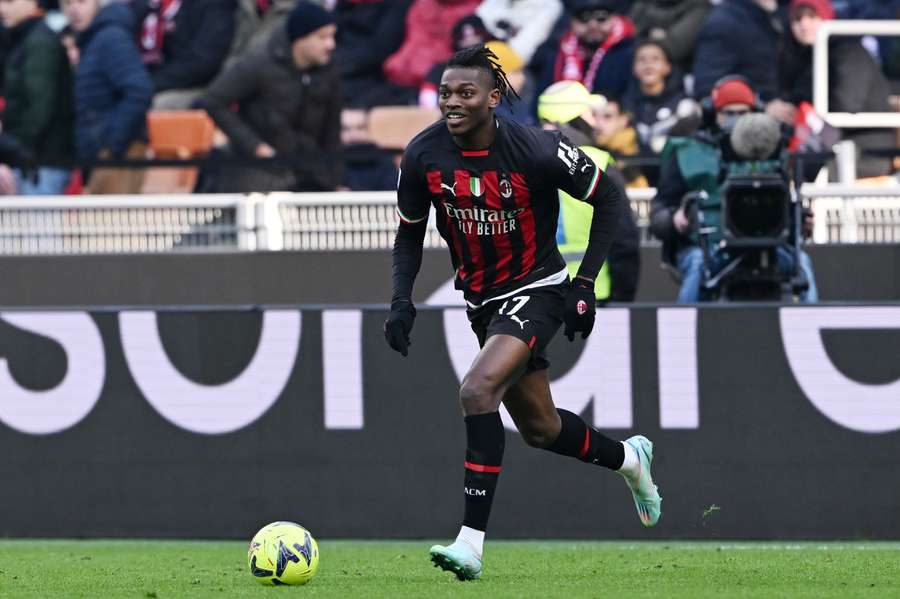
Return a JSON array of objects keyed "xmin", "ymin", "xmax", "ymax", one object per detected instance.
[{"xmin": 0, "ymin": 0, "xmax": 898, "ymax": 195}]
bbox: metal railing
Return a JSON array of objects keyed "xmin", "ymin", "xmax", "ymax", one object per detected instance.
[
  {"xmin": 626, "ymin": 188, "xmax": 656, "ymax": 243},
  {"xmin": 261, "ymin": 192, "xmax": 444, "ymax": 251},
  {"xmin": 0, "ymin": 186, "xmax": 897, "ymax": 254},
  {"xmin": 803, "ymin": 184, "xmax": 900, "ymax": 243},
  {"xmin": 0, "ymin": 195, "xmax": 252, "ymax": 254},
  {"xmin": 263, "ymin": 189, "xmax": 660, "ymax": 250}
]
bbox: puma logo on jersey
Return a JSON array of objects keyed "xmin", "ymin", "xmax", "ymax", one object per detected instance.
[
  {"xmin": 440, "ymin": 182, "xmax": 458, "ymax": 197},
  {"xmin": 510, "ymin": 315, "xmax": 530, "ymax": 330}
]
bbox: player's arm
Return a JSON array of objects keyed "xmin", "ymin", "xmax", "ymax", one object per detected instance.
[
  {"xmin": 570, "ymin": 162, "xmax": 624, "ymax": 289},
  {"xmin": 544, "ymin": 134, "xmax": 625, "ymax": 339},
  {"xmin": 384, "ymin": 151, "xmax": 430, "ymax": 357}
]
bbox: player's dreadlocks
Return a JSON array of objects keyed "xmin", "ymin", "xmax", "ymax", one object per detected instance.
[{"xmin": 446, "ymin": 44, "xmax": 521, "ymax": 105}]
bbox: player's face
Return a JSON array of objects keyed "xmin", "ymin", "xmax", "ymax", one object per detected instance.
[{"xmin": 439, "ymin": 67, "xmax": 500, "ymax": 137}]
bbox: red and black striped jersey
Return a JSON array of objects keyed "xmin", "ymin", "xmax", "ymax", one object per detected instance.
[{"xmin": 397, "ymin": 116, "xmax": 604, "ymax": 306}]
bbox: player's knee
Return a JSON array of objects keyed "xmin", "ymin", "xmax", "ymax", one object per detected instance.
[
  {"xmin": 519, "ymin": 421, "xmax": 557, "ymax": 448},
  {"xmin": 459, "ymin": 373, "xmax": 502, "ymax": 415}
]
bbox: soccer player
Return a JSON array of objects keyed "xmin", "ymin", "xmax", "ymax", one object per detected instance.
[{"xmin": 384, "ymin": 45, "xmax": 661, "ymax": 581}]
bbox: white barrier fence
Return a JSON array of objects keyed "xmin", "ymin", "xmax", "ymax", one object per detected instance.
[
  {"xmin": 814, "ymin": 20, "xmax": 900, "ymax": 129},
  {"xmin": 0, "ymin": 185, "xmax": 896, "ymax": 254},
  {"xmin": 0, "ymin": 195, "xmax": 253, "ymax": 253},
  {"xmin": 805, "ymin": 185, "xmax": 900, "ymax": 243}
]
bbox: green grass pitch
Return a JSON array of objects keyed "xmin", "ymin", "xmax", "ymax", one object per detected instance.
[{"xmin": 1, "ymin": 540, "xmax": 898, "ymax": 598}]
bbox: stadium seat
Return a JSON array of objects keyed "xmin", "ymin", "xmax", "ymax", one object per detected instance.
[
  {"xmin": 367, "ymin": 106, "xmax": 441, "ymax": 151},
  {"xmin": 142, "ymin": 110, "xmax": 216, "ymax": 194}
]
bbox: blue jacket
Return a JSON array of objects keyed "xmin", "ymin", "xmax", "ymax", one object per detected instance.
[
  {"xmin": 74, "ymin": 3, "xmax": 153, "ymax": 160},
  {"xmin": 691, "ymin": 0, "xmax": 782, "ymax": 101},
  {"xmin": 838, "ymin": 0, "xmax": 900, "ymax": 19}
]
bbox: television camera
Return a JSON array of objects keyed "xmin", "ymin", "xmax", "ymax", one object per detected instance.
[{"xmin": 683, "ymin": 113, "xmax": 812, "ymax": 301}]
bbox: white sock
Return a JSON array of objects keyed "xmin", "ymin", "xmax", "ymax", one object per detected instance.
[
  {"xmin": 618, "ymin": 441, "xmax": 640, "ymax": 478},
  {"xmin": 454, "ymin": 525, "xmax": 485, "ymax": 557}
]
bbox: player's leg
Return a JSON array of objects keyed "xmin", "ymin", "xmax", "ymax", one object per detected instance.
[
  {"xmin": 458, "ymin": 334, "xmax": 530, "ymax": 537},
  {"xmin": 503, "ymin": 368, "xmax": 662, "ymax": 527},
  {"xmin": 430, "ymin": 334, "xmax": 530, "ymax": 580},
  {"xmin": 503, "ymin": 368, "xmax": 625, "ymax": 467}
]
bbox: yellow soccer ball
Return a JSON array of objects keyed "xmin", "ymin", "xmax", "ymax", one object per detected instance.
[{"xmin": 247, "ymin": 521, "xmax": 319, "ymax": 585}]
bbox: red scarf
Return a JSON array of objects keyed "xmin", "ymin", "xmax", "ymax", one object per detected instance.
[
  {"xmin": 554, "ymin": 16, "xmax": 635, "ymax": 92},
  {"xmin": 140, "ymin": 0, "xmax": 182, "ymax": 65}
]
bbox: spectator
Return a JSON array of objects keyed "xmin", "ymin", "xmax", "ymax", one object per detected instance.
[
  {"xmin": 624, "ymin": 40, "xmax": 699, "ymax": 155},
  {"xmin": 536, "ymin": 79, "xmax": 641, "ymax": 303},
  {"xmin": 650, "ymin": 79, "xmax": 818, "ymax": 303},
  {"xmin": 692, "ymin": 0, "xmax": 797, "ymax": 123},
  {"xmin": 592, "ymin": 96, "xmax": 650, "ymax": 188},
  {"xmin": 484, "ymin": 40, "xmax": 530, "ymax": 124},
  {"xmin": 780, "ymin": 0, "xmax": 894, "ymax": 177},
  {"xmin": 0, "ymin": 25, "xmax": 10, "ymax": 90},
  {"xmin": 64, "ymin": 0, "xmax": 153, "ymax": 194},
  {"xmin": 536, "ymin": 0, "xmax": 636, "ymax": 101},
  {"xmin": 334, "ymin": 0, "xmax": 411, "ymax": 107},
  {"xmin": 227, "ymin": 0, "xmax": 295, "ymax": 64},
  {"xmin": 134, "ymin": 0, "xmax": 236, "ymax": 109},
  {"xmin": 0, "ymin": 132, "xmax": 46, "ymax": 193},
  {"xmin": 0, "ymin": 164, "xmax": 17, "ymax": 194},
  {"xmin": 836, "ymin": 0, "xmax": 898, "ymax": 18},
  {"xmin": 537, "ymin": 80, "xmax": 603, "ymax": 147},
  {"xmin": 629, "ymin": 0, "xmax": 711, "ymax": 73},
  {"xmin": 0, "ymin": 0, "xmax": 74, "ymax": 194},
  {"xmin": 845, "ymin": 0, "xmax": 900, "ymax": 80},
  {"xmin": 198, "ymin": 1, "xmax": 341, "ymax": 192},
  {"xmin": 382, "ymin": 0, "xmax": 481, "ymax": 91},
  {"xmin": 475, "ymin": 0, "xmax": 563, "ymax": 65},
  {"xmin": 60, "ymin": 24, "xmax": 79, "ymax": 65},
  {"xmin": 340, "ymin": 107, "xmax": 397, "ymax": 191}
]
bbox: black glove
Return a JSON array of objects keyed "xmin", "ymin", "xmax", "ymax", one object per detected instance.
[
  {"xmin": 383, "ymin": 300, "xmax": 416, "ymax": 356},
  {"xmin": 564, "ymin": 278, "xmax": 596, "ymax": 341}
]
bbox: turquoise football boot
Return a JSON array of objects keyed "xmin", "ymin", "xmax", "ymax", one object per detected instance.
[
  {"xmin": 622, "ymin": 435, "xmax": 662, "ymax": 527},
  {"xmin": 429, "ymin": 540, "xmax": 483, "ymax": 580}
]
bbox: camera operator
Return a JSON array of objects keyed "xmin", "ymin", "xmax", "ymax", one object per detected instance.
[{"xmin": 650, "ymin": 77, "xmax": 818, "ymax": 303}]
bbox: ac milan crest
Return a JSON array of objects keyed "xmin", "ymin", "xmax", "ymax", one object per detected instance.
[{"xmin": 499, "ymin": 177, "xmax": 512, "ymax": 199}]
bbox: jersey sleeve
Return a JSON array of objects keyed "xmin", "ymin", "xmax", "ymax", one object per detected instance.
[
  {"xmin": 396, "ymin": 149, "xmax": 431, "ymax": 225},
  {"xmin": 537, "ymin": 130, "xmax": 603, "ymax": 203}
]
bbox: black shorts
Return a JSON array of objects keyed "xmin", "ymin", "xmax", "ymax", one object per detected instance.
[{"xmin": 467, "ymin": 283, "xmax": 566, "ymax": 373}]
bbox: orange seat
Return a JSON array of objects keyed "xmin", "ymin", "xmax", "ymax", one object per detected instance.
[
  {"xmin": 368, "ymin": 106, "xmax": 442, "ymax": 151},
  {"xmin": 142, "ymin": 110, "xmax": 216, "ymax": 193},
  {"xmin": 147, "ymin": 110, "xmax": 215, "ymax": 158}
]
